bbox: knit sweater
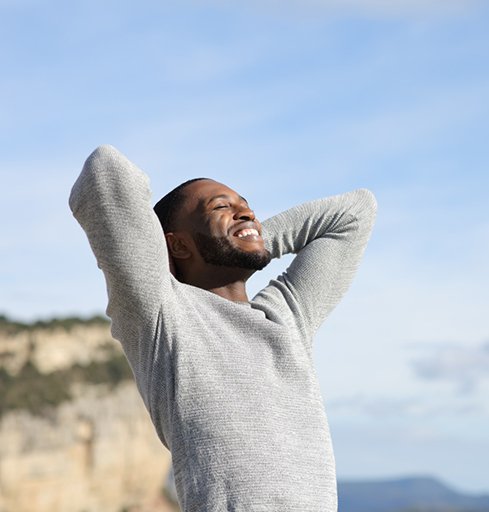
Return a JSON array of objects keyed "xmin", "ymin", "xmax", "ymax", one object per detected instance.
[{"xmin": 69, "ymin": 145, "xmax": 377, "ymax": 512}]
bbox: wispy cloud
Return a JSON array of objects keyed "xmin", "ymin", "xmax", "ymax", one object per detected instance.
[
  {"xmin": 329, "ymin": 393, "xmax": 483, "ymax": 418},
  {"xmin": 203, "ymin": 0, "xmax": 483, "ymax": 18},
  {"xmin": 411, "ymin": 341, "xmax": 489, "ymax": 393},
  {"xmin": 1, "ymin": 0, "xmax": 481, "ymax": 15}
]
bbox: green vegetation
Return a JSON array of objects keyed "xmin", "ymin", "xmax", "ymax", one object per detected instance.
[
  {"xmin": 0, "ymin": 313, "xmax": 109, "ymax": 335},
  {"xmin": 70, "ymin": 353, "xmax": 133, "ymax": 387},
  {"xmin": 0, "ymin": 362, "xmax": 71, "ymax": 417},
  {"xmin": 0, "ymin": 353, "xmax": 133, "ymax": 418}
]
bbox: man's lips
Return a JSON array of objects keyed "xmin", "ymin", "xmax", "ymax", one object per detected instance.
[{"xmin": 231, "ymin": 222, "xmax": 262, "ymax": 240}]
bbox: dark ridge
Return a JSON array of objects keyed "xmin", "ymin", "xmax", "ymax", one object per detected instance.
[{"xmin": 338, "ymin": 476, "xmax": 489, "ymax": 512}]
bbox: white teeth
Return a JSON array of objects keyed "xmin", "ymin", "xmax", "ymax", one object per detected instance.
[{"xmin": 236, "ymin": 228, "xmax": 259, "ymax": 238}]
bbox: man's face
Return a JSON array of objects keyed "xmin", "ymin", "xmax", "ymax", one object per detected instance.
[{"xmin": 178, "ymin": 179, "xmax": 272, "ymax": 271}]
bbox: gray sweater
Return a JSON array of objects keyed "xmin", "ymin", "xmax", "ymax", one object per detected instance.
[{"xmin": 69, "ymin": 145, "xmax": 377, "ymax": 512}]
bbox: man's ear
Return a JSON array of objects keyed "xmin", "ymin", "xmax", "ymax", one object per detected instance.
[{"xmin": 165, "ymin": 232, "xmax": 192, "ymax": 260}]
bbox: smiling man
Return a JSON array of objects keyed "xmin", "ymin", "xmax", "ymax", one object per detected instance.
[
  {"xmin": 154, "ymin": 178, "xmax": 272, "ymax": 301},
  {"xmin": 69, "ymin": 145, "xmax": 376, "ymax": 512}
]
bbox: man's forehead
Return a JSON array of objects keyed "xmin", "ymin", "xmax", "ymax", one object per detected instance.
[{"xmin": 184, "ymin": 179, "xmax": 247, "ymax": 209}]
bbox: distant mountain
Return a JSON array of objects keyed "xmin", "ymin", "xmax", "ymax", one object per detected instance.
[{"xmin": 338, "ymin": 476, "xmax": 489, "ymax": 512}]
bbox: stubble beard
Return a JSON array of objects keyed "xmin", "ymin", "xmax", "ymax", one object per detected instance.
[{"xmin": 193, "ymin": 232, "xmax": 272, "ymax": 270}]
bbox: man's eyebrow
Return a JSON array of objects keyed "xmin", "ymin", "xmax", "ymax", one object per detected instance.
[{"xmin": 206, "ymin": 194, "xmax": 248, "ymax": 205}]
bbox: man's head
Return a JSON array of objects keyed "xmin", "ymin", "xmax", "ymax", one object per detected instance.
[{"xmin": 154, "ymin": 178, "xmax": 271, "ymax": 282}]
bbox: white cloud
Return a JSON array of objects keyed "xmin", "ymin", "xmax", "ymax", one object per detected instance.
[
  {"xmin": 1, "ymin": 0, "xmax": 481, "ymax": 17},
  {"xmin": 297, "ymin": 0, "xmax": 479, "ymax": 15},
  {"xmin": 198, "ymin": 0, "xmax": 483, "ymax": 19},
  {"xmin": 411, "ymin": 341, "xmax": 489, "ymax": 393},
  {"xmin": 329, "ymin": 393, "xmax": 484, "ymax": 418}
]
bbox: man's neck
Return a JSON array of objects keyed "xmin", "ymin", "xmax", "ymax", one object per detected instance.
[
  {"xmin": 181, "ymin": 265, "xmax": 254, "ymax": 302},
  {"xmin": 208, "ymin": 282, "xmax": 249, "ymax": 302}
]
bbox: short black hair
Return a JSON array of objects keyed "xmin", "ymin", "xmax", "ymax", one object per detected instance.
[{"xmin": 154, "ymin": 178, "xmax": 209, "ymax": 232}]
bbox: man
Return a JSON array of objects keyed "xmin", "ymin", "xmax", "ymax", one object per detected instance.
[{"xmin": 69, "ymin": 145, "xmax": 377, "ymax": 512}]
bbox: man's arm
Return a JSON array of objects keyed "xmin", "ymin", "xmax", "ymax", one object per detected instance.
[
  {"xmin": 260, "ymin": 189, "xmax": 377, "ymax": 339},
  {"xmin": 69, "ymin": 145, "xmax": 172, "ymax": 369}
]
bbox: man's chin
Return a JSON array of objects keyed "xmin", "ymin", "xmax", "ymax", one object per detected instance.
[
  {"xmin": 238, "ymin": 249, "xmax": 272, "ymax": 271},
  {"xmin": 194, "ymin": 232, "xmax": 272, "ymax": 271},
  {"xmin": 214, "ymin": 248, "xmax": 272, "ymax": 271}
]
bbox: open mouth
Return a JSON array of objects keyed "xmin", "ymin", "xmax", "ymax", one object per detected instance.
[{"xmin": 233, "ymin": 228, "xmax": 260, "ymax": 240}]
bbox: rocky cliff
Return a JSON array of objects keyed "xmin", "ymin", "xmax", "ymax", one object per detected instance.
[{"xmin": 0, "ymin": 316, "xmax": 177, "ymax": 512}]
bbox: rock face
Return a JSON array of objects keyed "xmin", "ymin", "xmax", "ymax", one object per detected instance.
[
  {"xmin": 0, "ymin": 322, "xmax": 116, "ymax": 375},
  {"xmin": 0, "ymin": 319, "xmax": 176, "ymax": 512}
]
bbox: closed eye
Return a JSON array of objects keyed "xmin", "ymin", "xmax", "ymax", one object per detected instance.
[{"xmin": 214, "ymin": 205, "xmax": 229, "ymax": 209}]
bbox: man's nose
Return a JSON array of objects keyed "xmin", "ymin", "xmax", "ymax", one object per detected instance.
[{"xmin": 234, "ymin": 207, "xmax": 255, "ymax": 221}]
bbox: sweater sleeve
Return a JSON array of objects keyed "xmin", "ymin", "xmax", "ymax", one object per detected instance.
[
  {"xmin": 260, "ymin": 189, "xmax": 377, "ymax": 339},
  {"xmin": 69, "ymin": 145, "xmax": 172, "ymax": 367}
]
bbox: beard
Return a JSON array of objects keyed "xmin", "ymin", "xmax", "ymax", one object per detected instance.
[{"xmin": 193, "ymin": 232, "xmax": 272, "ymax": 271}]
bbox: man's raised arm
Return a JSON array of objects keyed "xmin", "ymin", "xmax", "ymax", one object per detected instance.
[
  {"xmin": 260, "ymin": 189, "xmax": 377, "ymax": 340},
  {"xmin": 69, "ymin": 145, "xmax": 172, "ymax": 355}
]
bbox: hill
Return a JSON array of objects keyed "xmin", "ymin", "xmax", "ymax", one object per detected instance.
[{"xmin": 338, "ymin": 476, "xmax": 489, "ymax": 512}]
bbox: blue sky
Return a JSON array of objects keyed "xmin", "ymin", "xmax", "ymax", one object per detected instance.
[{"xmin": 1, "ymin": 0, "xmax": 488, "ymax": 494}]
